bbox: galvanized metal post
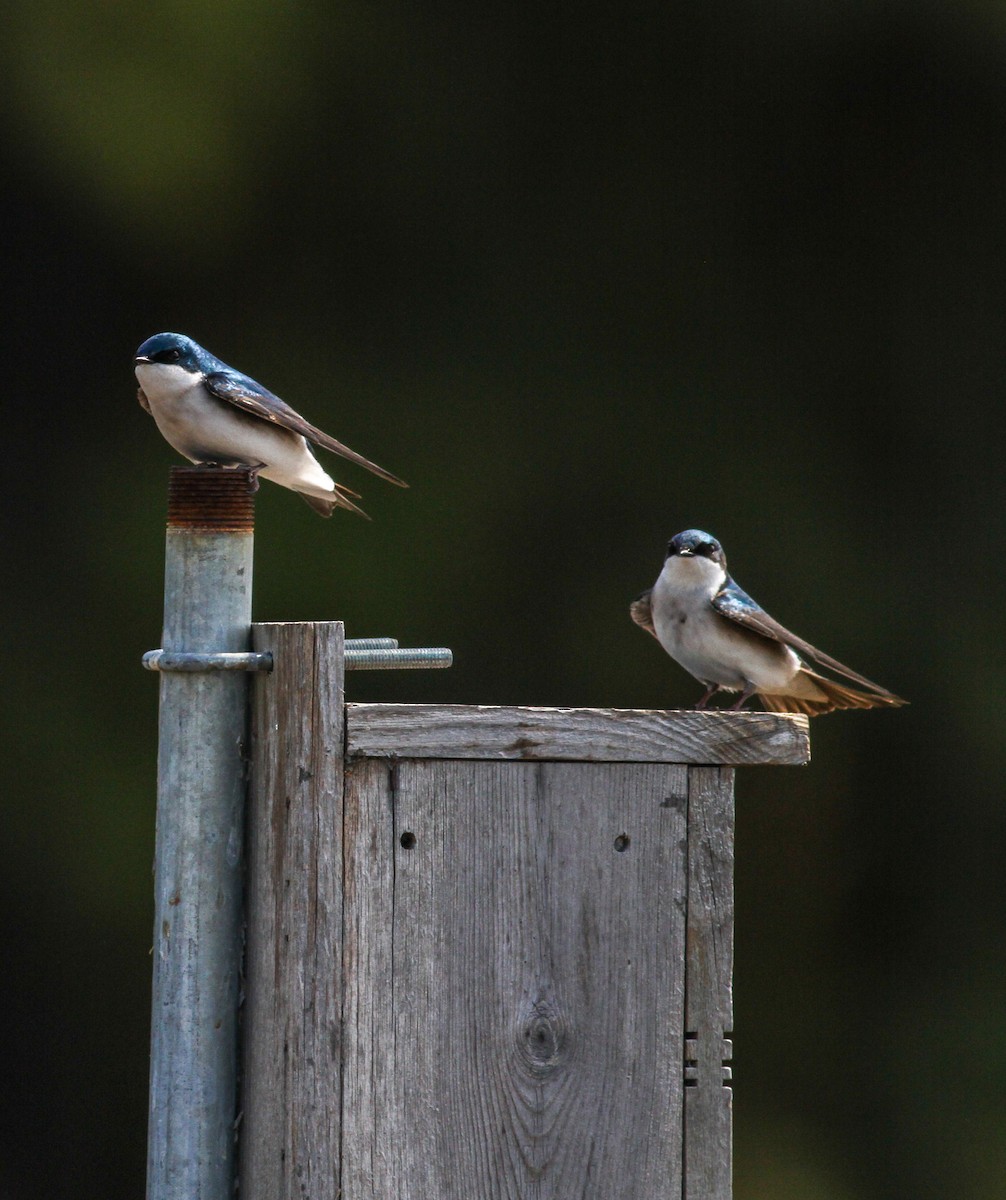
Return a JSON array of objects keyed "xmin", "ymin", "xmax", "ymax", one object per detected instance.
[{"xmin": 146, "ymin": 467, "xmax": 255, "ymax": 1200}]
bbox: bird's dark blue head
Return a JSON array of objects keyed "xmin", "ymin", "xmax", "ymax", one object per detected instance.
[
  {"xmin": 666, "ymin": 529, "xmax": 726, "ymax": 566},
  {"xmin": 135, "ymin": 332, "xmax": 207, "ymax": 373}
]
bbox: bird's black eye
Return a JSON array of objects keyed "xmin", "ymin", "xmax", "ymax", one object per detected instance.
[
  {"xmin": 695, "ymin": 542, "xmax": 718, "ymax": 557},
  {"xmin": 153, "ymin": 347, "xmax": 181, "ymax": 364}
]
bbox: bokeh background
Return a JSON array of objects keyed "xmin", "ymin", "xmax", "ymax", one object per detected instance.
[{"xmin": 1, "ymin": 1, "xmax": 1003, "ymax": 1197}]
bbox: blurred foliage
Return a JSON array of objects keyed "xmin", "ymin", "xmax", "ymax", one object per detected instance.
[{"xmin": 1, "ymin": 1, "xmax": 1004, "ymax": 1196}]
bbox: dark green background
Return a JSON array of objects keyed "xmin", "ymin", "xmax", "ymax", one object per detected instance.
[{"xmin": 2, "ymin": 2, "xmax": 1002, "ymax": 1197}]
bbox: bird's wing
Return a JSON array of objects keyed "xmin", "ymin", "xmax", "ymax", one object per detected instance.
[
  {"xmin": 204, "ymin": 371, "xmax": 408, "ymax": 487},
  {"xmin": 629, "ymin": 589, "xmax": 657, "ymax": 638},
  {"xmin": 712, "ymin": 576, "xmax": 902, "ymax": 698}
]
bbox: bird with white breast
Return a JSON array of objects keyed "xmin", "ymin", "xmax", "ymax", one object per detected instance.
[
  {"xmin": 135, "ymin": 332, "xmax": 406, "ymax": 517},
  {"xmin": 631, "ymin": 529, "xmax": 906, "ymax": 716}
]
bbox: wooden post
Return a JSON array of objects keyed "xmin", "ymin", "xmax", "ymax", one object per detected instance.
[
  {"xmin": 684, "ymin": 767, "xmax": 734, "ymax": 1200},
  {"xmin": 240, "ymin": 622, "xmax": 346, "ymax": 1198},
  {"xmin": 239, "ymin": 623, "xmax": 810, "ymax": 1200}
]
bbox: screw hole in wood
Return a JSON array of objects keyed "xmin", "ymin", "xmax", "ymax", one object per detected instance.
[
  {"xmin": 614, "ymin": 833, "xmax": 630, "ymax": 852},
  {"xmin": 400, "ymin": 831, "xmax": 416, "ymax": 850}
]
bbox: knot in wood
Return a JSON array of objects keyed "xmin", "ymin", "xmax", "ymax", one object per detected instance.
[{"xmin": 517, "ymin": 1000, "xmax": 568, "ymax": 1077}]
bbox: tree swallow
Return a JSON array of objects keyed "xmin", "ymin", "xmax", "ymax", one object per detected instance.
[
  {"xmin": 134, "ymin": 332, "xmax": 407, "ymax": 517},
  {"xmin": 631, "ymin": 529, "xmax": 907, "ymax": 716}
]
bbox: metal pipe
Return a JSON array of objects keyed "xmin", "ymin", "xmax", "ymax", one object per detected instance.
[{"xmin": 146, "ymin": 467, "xmax": 254, "ymax": 1200}]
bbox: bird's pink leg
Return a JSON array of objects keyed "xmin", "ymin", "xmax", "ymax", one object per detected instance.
[
  {"xmin": 694, "ymin": 684, "xmax": 720, "ymax": 710},
  {"xmin": 728, "ymin": 682, "xmax": 758, "ymax": 711}
]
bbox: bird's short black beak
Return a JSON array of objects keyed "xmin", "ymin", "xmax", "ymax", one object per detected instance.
[
  {"xmin": 678, "ymin": 547, "xmax": 694, "ymax": 557},
  {"xmin": 135, "ymin": 355, "xmax": 152, "ymax": 364}
]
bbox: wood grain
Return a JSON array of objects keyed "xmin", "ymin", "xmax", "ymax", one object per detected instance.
[
  {"xmin": 341, "ymin": 758, "xmax": 690, "ymax": 1199},
  {"xmin": 346, "ymin": 704, "xmax": 810, "ymax": 766},
  {"xmin": 237, "ymin": 642, "xmax": 756, "ymax": 1196},
  {"xmin": 239, "ymin": 622, "xmax": 345, "ymax": 1200},
  {"xmin": 684, "ymin": 767, "xmax": 735, "ymax": 1200}
]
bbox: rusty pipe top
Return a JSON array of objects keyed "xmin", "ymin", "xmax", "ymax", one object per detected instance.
[{"xmin": 167, "ymin": 466, "xmax": 256, "ymax": 531}]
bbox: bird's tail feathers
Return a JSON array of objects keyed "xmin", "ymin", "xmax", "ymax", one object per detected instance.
[
  {"xmin": 298, "ymin": 485, "xmax": 372, "ymax": 520},
  {"xmin": 758, "ymin": 671, "xmax": 908, "ymax": 717}
]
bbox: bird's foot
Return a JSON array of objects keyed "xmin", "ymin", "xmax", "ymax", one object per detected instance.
[
  {"xmin": 246, "ymin": 463, "xmax": 266, "ymax": 494},
  {"xmin": 694, "ymin": 685, "xmax": 720, "ymax": 710},
  {"xmin": 728, "ymin": 683, "xmax": 757, "ymax": 711}
]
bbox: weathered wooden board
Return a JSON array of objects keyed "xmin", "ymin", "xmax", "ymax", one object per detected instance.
[
  {"xmin": 341, "ymin": 758, "xmax": 690, "ymax": 1199},
  {"xmin": 236, "ymin": 623, "xmax": 765, "ymax": 1198},
  {"xmin": 240, "ymin": 622, "xmax": 345, "ymax": 1200},
  {"xmin": 346, "ymin": 703, "xmax": 810, "ymax": 766},
  {"xmin": 684, "ymin": 767, "xmax": 735, "ymax": 1200}
]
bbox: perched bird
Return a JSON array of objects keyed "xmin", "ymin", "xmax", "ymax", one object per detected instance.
[
  {"xmin": 631, "ymin": 529, "xmax": 906, "ymax": 716},
  {"xmin": 134, "ymin": 332, "xmax": 407, "ymax": 517}
]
